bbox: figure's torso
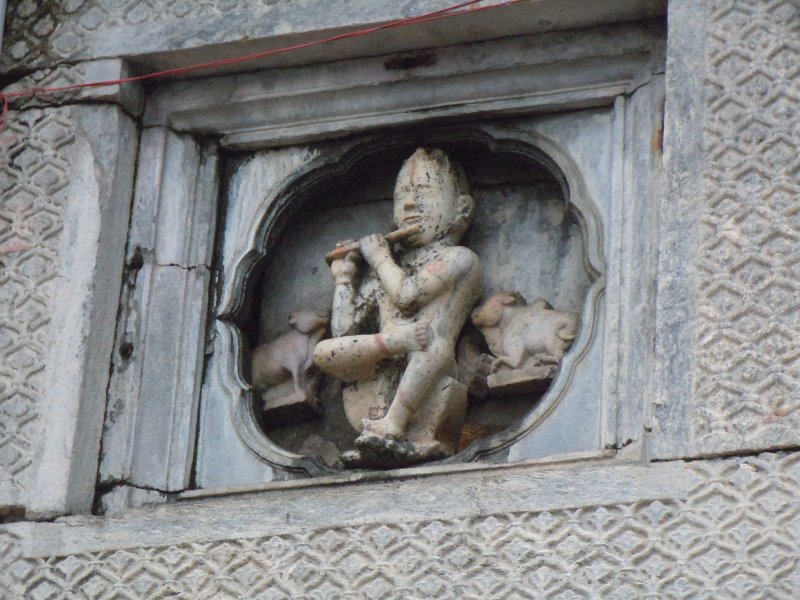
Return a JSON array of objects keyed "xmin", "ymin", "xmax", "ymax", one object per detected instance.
[{"xmin": 376, "ymin": 245, "xmax": 482, "ymax": 345}]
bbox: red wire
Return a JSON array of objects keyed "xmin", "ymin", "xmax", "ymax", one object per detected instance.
[
  {"xmin": 0, "ymin": 0, "xmax": 524, "ymax": 130},
  {"xmin": 0, "ymin": 94, "xmax": 8, "ymax": 131}
]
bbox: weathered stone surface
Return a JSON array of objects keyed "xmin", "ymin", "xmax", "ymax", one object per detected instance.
[
  {"xmin": 195, "ymin": 146, "xmax": 319, "ymax": 488},
  {"xmin": 0, "ymin": 105, "xmax": 137, "ymax": 517},
  {"xmin": 126, "ymin": 127, "xmax": 219, "ymax": 268},
  {"xmin": 2, "ymin": 451, "xmax": 800, "ymax": 597},
  {"xmin": 2, "ymin": 59, "xmax": 144, "ymax": 116},
  {"xmin": 100, "ymin": 127, "xmax": 219, "ymax": 499},
  {"xmin": 1, "ymin": 0, "xmax": 665, "ymax": 74},
  {"xmin": 651, "ymin": 0, "xmax": 800, "ymax": 459},
  {"xmin": 144, "ymin": 21, "xmax": 664, "ymax": 149},
  {"xmin": 0, "ymin": 525, "xmax": 28, "ymax": 600},
  {"xmin": 101, "ymin": 264, "xmax": 210, "ymax": 492},
  {"xmin": 99, "ymin": 485, "xmax": 166, "ymax": 515}
]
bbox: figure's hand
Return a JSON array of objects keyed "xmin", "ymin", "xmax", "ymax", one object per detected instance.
[
  {"xmin": 380, "ymin": 320, "xmax": 430, "ymax": 354},
  {"xmin": 490, "ymin": 357, "xmax": 507, "ymax": 374},
  {"xmin": 331, "ymin": 240, "xmax": 359, "ymax": 284},
  {"xmin": 359, "ymin": 233, "xmax": 392, "ymax": 269}
]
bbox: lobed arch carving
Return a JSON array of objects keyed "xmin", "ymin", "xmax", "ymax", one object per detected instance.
[{"xmin": 216, "ymin": 125, "xmax": 605, "ymax": 476}]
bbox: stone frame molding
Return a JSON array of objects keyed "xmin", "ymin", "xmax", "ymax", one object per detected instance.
[
  {"xmin": 218, "ymin": 126, "xmax": 607, "ymax": 475},
  {"xmin": 129, "ymin": 19, "xmax": 667, "ymax": 486}
]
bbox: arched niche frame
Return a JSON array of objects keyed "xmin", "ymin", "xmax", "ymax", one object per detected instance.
[{"xmin": 216, "ymin": 125, "xmax": 605, "ymax": 476}]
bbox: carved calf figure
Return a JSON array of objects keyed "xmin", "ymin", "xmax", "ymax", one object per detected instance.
[
  {"xmin": 470, "ymin": 291, "xmax": 578, "ymax": 373},
  {"xmin": 251, "ymin": 309, "xmax": 330, "ymax": 413}
]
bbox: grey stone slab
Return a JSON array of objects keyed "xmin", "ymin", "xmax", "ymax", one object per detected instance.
[
  {"xmin": 1, "ymin": 0, "xmax": 665, "ymax": 74},
  {"xmin": 32, "ymin": 457, "xmax": 693, "ymax": 556},
  {"xmin": 612, "ymin": 77, "xmax": 665, "ymax": 452},
  {"xmin": 143, "ymin": 21, "xmax": 665, "ymax": 149},
  {"xmin": 195, "ymin": 145, "xmax": 323, "ymax": 487},
  {"xmin": 127, "ymin": 127, "xmax": 219, "ymax": 268},
  {"xmin": 647, "ymin": 0, "xmax": 708, "ymax": 463},
  {"xmin": 100, "ymin": 126, "xmax": 219, "ymax": 500},
  {"xmin": 1, "ymin": 59, "xmax": 144, "ymax": 117},
  {"xmin": 21, "ymin": 106, "xmax": 138, "ymax": 518},
  {"xmin": 6, "ymin": 451, "xmax": 800, "ymax": 598},
  {"xmin": 101, "ymin": 264, "xmax": 210, "ymax": 492},
  {"xmin": 496, "ymin": 108, "xmax": 618, "ymax": 461},
  {"xmin": 194, "ymin": 345, "xmax": 276, "ymax": 490}
]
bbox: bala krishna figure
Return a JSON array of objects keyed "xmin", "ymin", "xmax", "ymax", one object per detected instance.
[{"xmin": 314, "ymin": 148, "xmax": 482, "ymax": 467}]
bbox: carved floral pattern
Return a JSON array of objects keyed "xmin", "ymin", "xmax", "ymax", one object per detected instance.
[
  {"xmin": 0, "ymin": 109, "xmax": 72, "ymax": 508},
  {"xmin": 1, "ymin": 452, "xmax": 799, "ymax": 597},
  {"xmin": 694, "ymin": 0, "xmax": 800, "ymax": 451}
]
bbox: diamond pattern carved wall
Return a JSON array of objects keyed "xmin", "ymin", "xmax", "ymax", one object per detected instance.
[
  {"xmin": 0, "ymin": 109, "xmax": 72, "ymax": 508},
  {"xmin": 2, "ymin": 0, "xmax": 317, "ymax": 71},
  {"xmin": 1, "ymin": 451, "xmax": 799, "ymax": 598},
  {"xmin": 693, "ymin": 0, "xmax": 800, "ymax": 453}
]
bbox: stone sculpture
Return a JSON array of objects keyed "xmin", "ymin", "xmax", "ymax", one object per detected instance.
[
  {"xmin": 251, "ymin": 309, "xmax": 330, "ymax": 425},
  {"xmin": 470, "ymin": 291, "xmax": 578, "ymax": 395},
  {"xmin": 314, "ymin": 148, "xmax": 482, "ymax": 467}
]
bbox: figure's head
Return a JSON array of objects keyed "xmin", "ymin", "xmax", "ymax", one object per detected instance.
[{"xmin": 393, "ymin": 148, "xmax": 474, "ymax": 246}]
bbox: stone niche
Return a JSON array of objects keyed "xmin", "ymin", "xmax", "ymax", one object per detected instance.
[
  {"xmin": 209, "ymin": 125, "xmax": 605, "ymax": 479},
  {"xmin": 186, "ymin": 20, "xmax": 663, "ymax": 487}
]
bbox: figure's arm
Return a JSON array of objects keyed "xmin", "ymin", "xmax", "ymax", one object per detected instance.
[
  {"xmin": 329, "ymin": 250, "xmax": 372, "ymax": 336},
  {"xmin": 360, "ymin": 235, "xmax": 474, "ymax": 312}
]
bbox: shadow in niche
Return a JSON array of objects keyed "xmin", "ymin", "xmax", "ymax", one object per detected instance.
[{"xmin": 232, "ymin": 132, "xmax": 593, "ymax": 469}]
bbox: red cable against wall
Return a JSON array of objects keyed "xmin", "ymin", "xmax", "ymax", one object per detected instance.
[{"xmin": 0, "ymin": 0, "xmax": 526, "ymax": 132}]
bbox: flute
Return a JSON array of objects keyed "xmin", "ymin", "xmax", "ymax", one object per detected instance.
[{"xmin": 325, "ymin": 224, "xmax": 420, "ymax": 264}]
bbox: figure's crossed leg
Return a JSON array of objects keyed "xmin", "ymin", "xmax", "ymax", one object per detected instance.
[{"xmin": 314, "ymin": 321, "xmax": 429, "ymax": 382}]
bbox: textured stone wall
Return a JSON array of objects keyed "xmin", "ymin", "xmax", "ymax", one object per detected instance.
[
  {"xmin": 2, "ymin": 451, "xmax": 799, "ymax": 598},
  {"xmin": 2, "ymin": 0, "xmax": 800, "ymax": 597},
  {"xmin": 652, "ymin": 0, "xmax": 800, "ymax": 459},
  {"xmin": 0, "ymin": 0, "xmax": 662, "ymax": 74},
  {"xmin": 692, "ymin": 0, "xmax": 800, "ymax": 454},
  {"xmin": 0, "ymin": 0, "xmax": 529, "ymax": 72},
  {"xmin": 0, "ymin": 103, "xmax": 138, "ymax": 517},
  {"xmin": 0, "ymin": 108, "xmax": 74, "ymax": 508}
]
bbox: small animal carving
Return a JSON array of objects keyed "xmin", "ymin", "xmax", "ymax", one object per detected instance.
[
  {"xmin": 470, "ymin": 291, "xmax": 578, "ymax": 373},
  {"xmin": 251, "ymin": 309, "xmax": 330, "ymax": 408}
]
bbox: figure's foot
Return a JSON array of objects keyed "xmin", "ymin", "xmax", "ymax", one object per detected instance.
[
  {"xmin": 347, "ymin": 434, "xmax": 451, "ymax": 469},
  {"xmin": 382, "ymin": 321, "xmax": 430, "ymax": 354},
  {"xmin": 360, "ymin": 416, "xmax": 404, "ymax": 440}
]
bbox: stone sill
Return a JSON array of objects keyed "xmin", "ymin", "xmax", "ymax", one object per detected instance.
[{"xmin": 180, "ymin": 449, "xmax": 616, "ymax": 501}]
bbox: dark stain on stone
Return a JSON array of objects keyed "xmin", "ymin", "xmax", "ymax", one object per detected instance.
[
  {"xmin": 652, "ymin": 125, "xmax": 664, "ymax": 155},
  {"xmin": 119, "ymin": 340, "xmax": 134, "ymax": 361},
  {"xmin": 384, "ymin": 50, "xmax": 437, "ymax": 71}
]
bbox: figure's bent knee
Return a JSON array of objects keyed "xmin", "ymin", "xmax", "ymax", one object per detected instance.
[
  {"xmin": 313, "ymin": 336, "xmax": 382, "ymax": 382},
  {"xmin": 313, "ymin": 339, "xmax": 337, "ymax": 370}
]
